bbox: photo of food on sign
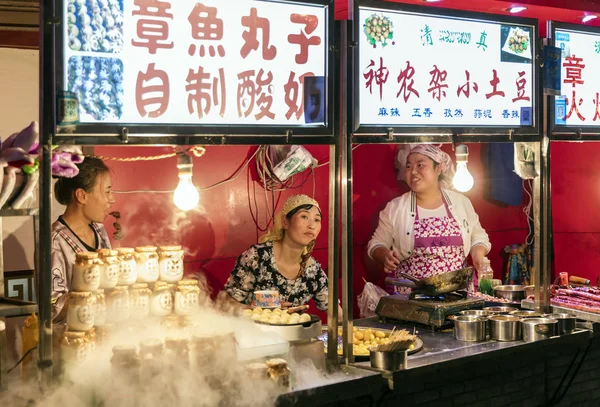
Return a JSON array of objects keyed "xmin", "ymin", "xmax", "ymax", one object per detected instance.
[
  {"xmin": 363, "ymin": 13, "xmax": 394, "ymax": 48},
  {"xmin": 500, "ymin": 25, "xmax": 532, "ymax": 63},
  {"xmin": 66, "ymin": 0, "xmax": 124, "ymax": 53}
]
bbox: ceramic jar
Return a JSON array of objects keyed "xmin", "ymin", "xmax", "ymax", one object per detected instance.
[
  {"xmin": 174, "ymin": 280, "xmax": 201, "ymax": 316},
  {"xmin": 106, "ymin": 286, "xmax": 130, "ymax": 323},
  {"xmin": 130, "ymin": 283, "xmax": 151, "ymax": 319},
  {"xmin": 61, "ymin": 331, "xmax": 89, "ymax": 363},
  {"xmin": 97, "ymin": 248, "xmax": 120, "ymax": 289},
  {"xmin": 94, "ymin": 289, "xmax": 107, "ymax": 326},
  {"xmin": 72, "ymin": 252, "xmax": 101, "ymax": 292},
  {"xmin": 111, "ymin": 345, "xmax": 141, "ymax": 383},
  {"xmin": 116, "ymin": 248, "xmax": 137, "ymax": 286},
  {"xmin": 150, "ymin": 281, "xmax": 173, "ymax": 317},
  {"xmin": 83, "ymin": 328, "xmax": 97, "ymax": 356},
  {"xmin": 158, "ymin": 245, "xmax": 184, "ymax": 283},
  {"xmin": 67, "ymin": 292, "xmax": 96, "ymax": 332},
  {"xmin": 165, "ymin": 337, "xmax": 190, "ymax": 368},
  {"xmin": 135, "ymin": 246, "xmax": 160, "ymax": 283},
  {"xmin": 95, "ymin": 324, "xmax": 112, "ymax": 346}
]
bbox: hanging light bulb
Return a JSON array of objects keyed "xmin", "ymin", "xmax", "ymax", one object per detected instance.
[
  {"xmin": 453, "ymin": 144, "xmax": 474, "ymax": 192},
  {"xmin": 173, "ymin": 153, "xmax": 200, "ymax": 211}
]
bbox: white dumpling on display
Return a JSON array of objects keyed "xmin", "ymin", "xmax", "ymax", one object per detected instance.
[
  {"xmin": 252, "ymin": 307, "xmax": 263, "ymax": 314},
  {"xmin": 242, "ymin": 309, "xmax": 253, "ymax": 317},
  {"xmin": 299, "ymin": 313, "xmax": 311, "ymax": 323},
  {"xmin": 251, "ymin": 313, "xmax": 262, "ymax": 321}
]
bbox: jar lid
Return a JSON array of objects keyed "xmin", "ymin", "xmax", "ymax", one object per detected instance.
[
  {"xmin": 140, "ymin": 338, "xmax": 163, "ymax": 351},
  {"xmin": 151, "ymin": 281, "xmax": 169, "ymax": 290},
  {"xmin": 63, "ymin": 331, "xmax": 86, "ymax": 339},
  {"xmin": 97, "ymin": 248, "xmax": 118, "ymax": 256},
  {"xmin": 70, "ymin": 291, "xmax": 93, "ymax": 299},
  {"xmin": 95, "ymin": 289, "xmax": 105, "ymax": 295},
  {"xmin": 76, "ymin": 251, "xmax": 99, "ymax": 260},
  {"xmin": 112, "ymin": 345, "xmax": 137, "ymax": 356},
  {"xmin": 135, "ymin": 246, "xmax": 157, "ymax": 252},
  {"xmin": 116, "ymin": 247, "xmax": 135, "ymax": 254},
  {"xmin": 132, "ymin": 283, "xmax": 149, "ymax": 290},
  {"xmin": 177, "ymin": 279, "xmax": 198, "ymax": 287},
  {"xmin": 109, "ymin": 286, "xmax": 129, "ymax": 294},
  {"xmin": 159, "ymin": 245, "xmax": 182, "ymax": 251}
]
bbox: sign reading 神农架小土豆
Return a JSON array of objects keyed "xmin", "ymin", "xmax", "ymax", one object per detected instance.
[
  {"xmin": 358, "ymin": 7, "xmax": 536, "ymax": 128},
  {"xmin": 554, "ymin": 28, "xmax": 600, "ymax": 127},
  {"xmin": 61, "ymin": 0, "xmax": 328, "ymax": 127}
]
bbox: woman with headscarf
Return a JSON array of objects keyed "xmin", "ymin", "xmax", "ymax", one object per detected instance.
[
  {"xmin": 225, "ymin": 194, "xmax": 330, "ymax": 310},
  {"xmin": 367, "ymin": 144, "xmax": 490, "ymax": 287}
]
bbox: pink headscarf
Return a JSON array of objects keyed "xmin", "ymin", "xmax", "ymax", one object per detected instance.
[{"xmin": 395, "ymin": 144, "xmax": 456, "ymax": 189}]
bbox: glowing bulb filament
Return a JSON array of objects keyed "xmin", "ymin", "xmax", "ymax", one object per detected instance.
[{"xmin": 173, "ymin": 153, "xmax": 200, "ymax": 211}]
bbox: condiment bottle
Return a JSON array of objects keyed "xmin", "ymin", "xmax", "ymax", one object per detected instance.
[
  {"xmin": 106, "ymin": 286, "xmax": 130, "ymax": 323},
  {"xmin": 72, "ymin": 252, "xmax": 101, "ymax": 292},
  {"xmin": 478, "ymin": 257, "xmax": 494, "ymax": 296},
  {"xmin": 116, "ymin": 247, "xmax": 137, "ymax": 286},
  {"xmin": 150, "ymin": 281, "xmax": 173, "ymax": 317},
  {"xmin": 135, "ymin": 246, "xmax": 159, "ymax": 283},
  {"xmin": 97, "ymin": 248, "xmax": 120, "ymax": 289},
  {"xmin": 94, "ymin": 289, "xmax": 107, "ymax": 326},
  {"xmin": 130, "ymin": 283, "xmax": 151, "ymax": 319},
  {"xmin": 66, "ymin": 292, "xmax": 96, "ymax": 332},
  {"xmin": 174, "ymin": 280, "xmax": 201, "ymax": 316},
  {"xmin": 158, "ymin": 245, "xmax": 184, "ymax": 283}
]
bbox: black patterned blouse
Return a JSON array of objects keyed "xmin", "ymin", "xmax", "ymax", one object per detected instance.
[{"xmin": 225, "ymin": 242, "xmax": 329, "ymax": 310}]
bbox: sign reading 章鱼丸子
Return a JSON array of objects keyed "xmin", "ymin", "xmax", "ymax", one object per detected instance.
[
  {"xmin": 61, "ymin": 0, "xmax": 328, "ymax": 127},
  {"xmin": 358, "ymin": 7, "xmax": 536, "ymax": 128},
  {"xmin": 554, "ymin": 28, "xmax": 600, "ymax": 126}
]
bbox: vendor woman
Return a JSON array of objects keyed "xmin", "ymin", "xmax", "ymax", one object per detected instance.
[
  {"xmin": 51, "ymin": 157, "xmax": 115, "ymax": 322},
  {"xmin": 225, "ymin": 194, "xmax": 330, "ymax": 311},
  {"xmin": 367, "ymin": 144, "xmax": 490, "ymax": 286}
]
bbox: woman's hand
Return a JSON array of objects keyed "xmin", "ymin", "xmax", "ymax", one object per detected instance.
[
  {"xmin": 373, "ymin": 247, "xmax": 400, "ymax": 273},
  {"xmin": 470, "ymin": 244, "xmax": 487, "ymax": 272}
]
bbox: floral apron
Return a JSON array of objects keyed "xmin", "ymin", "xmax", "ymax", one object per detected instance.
[{"xmin": 395, "ymin": 197, "xmax": 465, "ymax": 292}]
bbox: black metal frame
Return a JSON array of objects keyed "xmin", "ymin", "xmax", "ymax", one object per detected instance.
[
  {"xmin": 351, "ymin": 0, "xmax": 541, "ymax": 139},
  {"xmin": 53, "ymin": 0, "xmax": 337, "ymax": 140},
  {"xmin": 548, "ymin": 21, "xmax": 600, "ymax": 140}
]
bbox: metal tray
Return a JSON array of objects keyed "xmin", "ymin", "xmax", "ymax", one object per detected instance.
[
  {"xmin": 318, "ymin": 328, "xmax": 424, "ymax": 360},
  {"xmin": 254, "ymin": 314, "xmax": 321, "ymax": 327}
]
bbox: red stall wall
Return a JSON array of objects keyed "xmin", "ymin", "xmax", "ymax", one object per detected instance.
[{"xmin": 96, "ymin": 143, "xmax": 529, "ymax": 319}]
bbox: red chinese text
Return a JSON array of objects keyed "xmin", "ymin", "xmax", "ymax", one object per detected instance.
[
  {"xmin": 136, "ymin": 63, "xmax": 170, "ymax": 118},
  {"xmin": 237, "ymin": 69, "xmax": 275, "ymax": 120},
  {"xmin": 457, "ymin": 70, "xmax": 478, "ymax": 98},
  {"xmin": 188, "ymin": 3, "xmax": 225, "ymax": 57},
  {"xmin": 288, "ymin": 14, "xmax": 321, "ymax": 64},
  {"xmin": 512, "ymin": 71, "xmax": 530, "ymax": 103},
  {"xmin": 240, "ymin": 8, "xmax": 277, "ymax": 60},
  {"xmin": 131, "ymin": 0, "xmax": 174, "ymax": 54},
  {"xmin": 284, "ymin": 72, "xmax": 314, "ymax": 120},
  {"xmin": 563, "ymin": 55, "xmax": 585, "ymax": 87},
  {"xmin": 186, "ymin": 66, "xmax": 226, "ymax": 119},
  {"xmin": 363, "ymin": 57, "xmax": 389, "ymax": 102},
  {"xmin": 428, "ymin": 65, "xmax": 448, "ymax": 101},
  {"xmin": 396, "ymin": 61, "xmax": 420, "ymax": 103},
  {"xmin": 485, "ymin": 69, "xmax": 505, "ymax": 99}
]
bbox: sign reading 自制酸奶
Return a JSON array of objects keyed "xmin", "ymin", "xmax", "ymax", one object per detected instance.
[
  {"xmin": 62, "ymin": 0, "xmax": 327, "ymax": 126},
  {"xmin": 358, "ymin": 7, "xmax": 535, "ymax": 128},
  {"xmin": 554, "ymin": 29, "xmax": 600, "ymax": 127}
]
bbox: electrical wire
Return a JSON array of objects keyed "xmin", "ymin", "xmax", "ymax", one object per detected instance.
[
  {"xmin": 523, "ymin": 179, "xmax": 534, "ymax": 245},
  {"xmin": 7, "ymin": 346, "xmax": 37, "ymax": 374}
]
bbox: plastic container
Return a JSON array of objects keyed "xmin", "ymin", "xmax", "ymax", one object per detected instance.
[{"xmin": 478, "ymin": 257, "xmax": 494, "ymax": 296}]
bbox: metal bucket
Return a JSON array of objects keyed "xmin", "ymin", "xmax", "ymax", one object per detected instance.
[{"xmin": 369, "ymin": 349, "xmax": 408, "ymax": 371}]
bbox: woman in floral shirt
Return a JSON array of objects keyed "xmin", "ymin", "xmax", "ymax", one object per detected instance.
[{"xmin": 225, "ymin": 194, "xmax": 329, "ymax": 310}]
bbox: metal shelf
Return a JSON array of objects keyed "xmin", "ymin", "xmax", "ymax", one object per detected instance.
[
  {"xmin": 0, "ymin": 298, "xmax": 37, "ymax": 318},
  {"xmin": 0, "ymin": 208, "xmax": 39, "ymax": 217},
  {"xmin": 522, "ymin": 299, "xmax": 600, "ymax": 323}
]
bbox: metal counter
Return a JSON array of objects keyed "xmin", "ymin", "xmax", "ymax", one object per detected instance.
[{"xmin": 351, "ymin": 317, "xmax": 592, "ymax": 389}]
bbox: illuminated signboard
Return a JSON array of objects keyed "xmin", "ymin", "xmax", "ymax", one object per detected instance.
[
  {"xmin": 357, "ymin": 5, "xmax": 536, "ymax": 130},
  {"xmin": 60, "ymin": 0, "xmax": 329, "ymax": 128},
  {"xmin": 554, "ymin": 27, "xmax": 600, "ymax": 127}
]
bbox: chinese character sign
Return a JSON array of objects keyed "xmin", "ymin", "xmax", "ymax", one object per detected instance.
[
  {"xmin": 358, "ymin": 8, "xmax": 535, "ymax": 127},
  {"xmin": 62, "ymin": 0, "xmax": 327, "ymax": 126},
  {"xmin": 554, "ymin": 29, "xmax": 600, "ymax": 126}
]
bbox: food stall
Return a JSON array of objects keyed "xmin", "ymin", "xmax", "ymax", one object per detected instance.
[{"xmin": 27, "ymin": 0, "xmax": 385, "ymax": 405}]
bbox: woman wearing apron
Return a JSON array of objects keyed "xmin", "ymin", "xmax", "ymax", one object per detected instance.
[
  {"xmin": 367, "ymin": 144, "xmax": 490, "ymax": 291},
  {"xmin": 51, "ymin": 157, "xmax": 115, "ymax": 322}
]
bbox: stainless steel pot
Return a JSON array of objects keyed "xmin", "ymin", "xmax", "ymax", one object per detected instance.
[
  {"xmin": 510, "ymin": 310, "xmax": 544, "ymax": 319},
  {"xmin": 459, "ymin": 310, "xmax": 496, "ymax": 317},
  {"xmin": 483, "ymin": 306, "xmax": 519, "ymax": 315},
  {"xmin": 454, "ymin": 315, "xmax": 487, "ymax": 342},
  {"xmin": 493, "ymin": 285, "xmax": 526, "ymax": 302},
  {"xmin": 369, "ymin": 349, "xmax": 408, "ymax": 371},
  {"xmin": 489, "ymin": 315, "xmax": 522, "ymax": 341},
  {"xmin": 522, "ymin": 318, "xmax": 558, "ymax": 342},
  {"xmin": 545, "ymin": 313, "xmax": 576, "ymax": 335}
]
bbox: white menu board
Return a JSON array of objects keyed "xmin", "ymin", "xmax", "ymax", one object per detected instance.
[
  {"xmin": 358, "ymin": 7, "xmax": 535, "ymax": 128},
  {"xmin": 62, "ymin": 0, "xmax": 327, "ymax": 126},
  {"xmin": 554, "ymin": 28, "xmax": 600, "ymax": 127}
]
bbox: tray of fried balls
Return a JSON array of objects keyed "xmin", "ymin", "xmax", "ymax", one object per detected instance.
[{"xmin": 242, "ymin": 307, "xmax": 320, "ymax": 327}]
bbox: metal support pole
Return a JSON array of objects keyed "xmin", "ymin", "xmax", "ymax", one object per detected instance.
[{"xmin": 39, "ymin": 0, "xmax": 56, "ymax": 389}]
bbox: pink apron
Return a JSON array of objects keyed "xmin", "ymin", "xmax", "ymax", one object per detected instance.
[{"xmin": 395, "ymin": 197, "xmax": 465, "ymax": 291}]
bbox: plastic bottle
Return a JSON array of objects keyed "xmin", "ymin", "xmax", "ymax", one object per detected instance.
[{"xmin": 478, "ymin": 257, "xmax": 494, "ymax": 296}]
